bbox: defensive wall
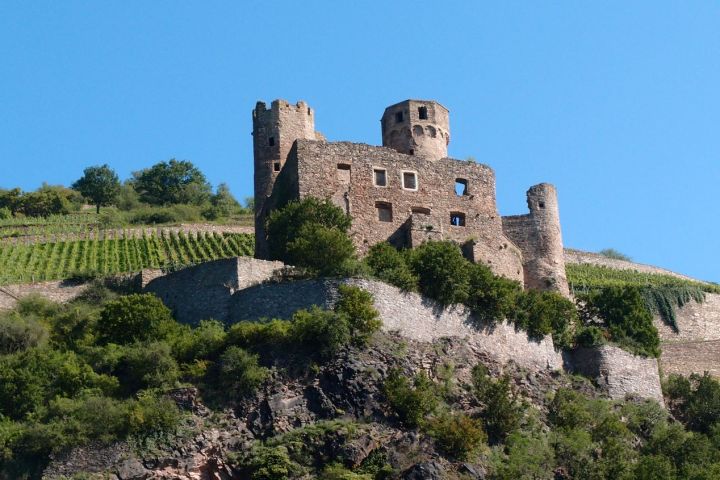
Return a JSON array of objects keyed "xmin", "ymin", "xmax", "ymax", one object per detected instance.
[
  {"xmin": 141, "ymin": 258, "xmax": 662, "ymax": 402},
  {"xmin": 563, "ymin": 249, "xmax": 720, "ymax": 377}
]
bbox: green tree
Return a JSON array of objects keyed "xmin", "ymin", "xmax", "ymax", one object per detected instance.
[
  {"xmin": 364, "ymin": 242, "xmax": 418, "ymax": 291},
  {"xmin": 205, "ymin": 183, "xmax": 243, "ymax": 219},
  {"xmin": 286, "ymin": 224, "xmax": 356, "ymax": 276},
  {"xmin": 218, "ymin": 346, "xmax": 268, "ymax": 396},
  {"xmin": 383, "ymin": 369, "xmax": 439, "ymax": 428},
  {"xmin": 266, "ymin": 197, "xmax": 351, "ymax": 264},
  {"xmin": 71, "ymin": 164, "xmax": 121, "ymax": 214},
  {"xmin": 407, "ymin": 241, "xmax": 470, "ymax": 305},
  {"xmin": 96, "ymin": 294, "xmax": 177, "ymax": 345},
  {"xmin": 131, "ymin": 159, "xmax": 212, "ymax": 206}
]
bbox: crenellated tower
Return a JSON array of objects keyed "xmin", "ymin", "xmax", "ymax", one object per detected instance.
[
  {"xmin": 252, "ymin": 99, "xmax": 317, "ymax": 258},
  {"xmin": 381, "ymin": 100, "xmax": 450, "ymax": 161}
]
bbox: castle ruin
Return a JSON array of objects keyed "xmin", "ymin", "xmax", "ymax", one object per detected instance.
[{"xmin": 253, "ymin": 99, "xmax": 569, "ymax": 295}]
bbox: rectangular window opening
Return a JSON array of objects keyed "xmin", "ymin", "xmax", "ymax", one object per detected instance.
[
  {"xmin": 395, "ymin": 111, "xmax": 404, "ymax": 123},
  {"xmin": 455, "ymin": 179, "xmax": 468, "ymax": 196},
  {"xmin": 373, "ymin": 168, "xmax": 387, "ymax": 187},
  {"xmin": 402, "ymin": 171, "xmax": 418, "ymax": 190},
  {"xmin": 418, "ymin": 106, "xmax": 428, "ymax": 120},
  {"xmin": 268, "ymin": 136, "xmax": 275, "ymax": 146},
  {"xmin": 376, "ymin": 202, "xmax": 393, "ymax": 222},
  {"xmin": 450, "ymin": 212, "xmax": 466, "ymax": 227},
  {"xmin": 337, "ymin": 163, "xmax": 351, "ymax": 184},
  {"xmin": 273, "ymin": 162, "xmax": 281, "ymax": 172}
]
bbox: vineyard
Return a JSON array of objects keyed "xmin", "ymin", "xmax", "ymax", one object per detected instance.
[
  {"xmin": 567, "ymin": 263, "xmax": 720, "ymax": 331},
  {"xmin": 0, "ymin": 231, "xmax": 254, "ymax": 285}
]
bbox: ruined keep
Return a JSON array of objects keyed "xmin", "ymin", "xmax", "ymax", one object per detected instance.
[{"xmin": 253, "ymin": 99, "xmax": 569, "ymax": 295}]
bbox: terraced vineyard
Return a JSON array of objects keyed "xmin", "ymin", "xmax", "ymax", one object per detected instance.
[{"xmin": 0, "ymin": 231, "xmax": 254, "ymax": 285}]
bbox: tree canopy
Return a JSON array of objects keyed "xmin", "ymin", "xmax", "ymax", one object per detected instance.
[
  {"xmin": 72, "ymin": 164, "xmax": 121, "ymax": 213},
  {"xmin": 131, "ymin": 159, "xmax": 212, "ymax": 206}
]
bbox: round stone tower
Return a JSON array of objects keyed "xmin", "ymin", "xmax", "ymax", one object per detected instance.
[
  {"xmin": 252, "ymin": 99, "xmax": 316, "ymax": 258},
  {"xmin": 524, "ymin": 183, "xmax": 570, "ymax": 296},
  {"xmin": 381, "ymin": 100, "xmax": 450, "ymax": 160}
]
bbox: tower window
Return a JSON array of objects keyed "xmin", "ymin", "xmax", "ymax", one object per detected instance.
[
  {"xmin": 450, "ymin": 212, "xmax": 466, "ymax": 227},
  {"xmin": 409, "ymin": 149, "xmax": 414, "ymax": 155},
  {"xmin": 538, "ymin": 201, "xmax": 546, "ymax": 209},
  {"xmin": 273, "ymin": 162, "xmax": 281, "ymax": 172},
  {"xmin": 455, "ymin": 179, "xmax": 468, "ymax": 196},
  {"xmin": 373, "ymin": 168, "xmax": 387, "ymax": 187},
  {"xmin": 402, "ymin": 171, "xmax": 418, "ymax": 191},
  {"xmin": 337, "ymin": 164, "xmax": 351, "ymax": 184},
  {"xmin": 418, "ymin": 106, "xmax": 428, "ymax": 119},
  {"xmin": 268, "ymin": 136, "xmax": 275, "ymax": 146},
  {"xmin": 376, "ymin": 202, "xmax": 393, "ymax": 222},
  {"xmin": 395, "ymin": 112, "xmax": 404, "ymax": 123}
]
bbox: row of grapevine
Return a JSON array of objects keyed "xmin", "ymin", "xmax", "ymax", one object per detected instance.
[
  {"xmin": 566, "ymin": 263, "xmax": 720, "ymax": 294},
  {"xmin": 0, "ymin": 232, "xmax": 255, "ymax": 285},
  {"xmin": 0, "ymin": 212, "xmax": 100, "ymax": 228}
]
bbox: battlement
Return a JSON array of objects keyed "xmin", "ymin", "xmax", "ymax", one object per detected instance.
[{"xmin": 252, "ymin": 98, "xmax": 569, "ymax": 296}]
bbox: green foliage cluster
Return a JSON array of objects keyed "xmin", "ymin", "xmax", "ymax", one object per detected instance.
[
  {"xmin": 266, "ymin": 198, "xmax": 357, "ymax": 276},
  {"xmin": 567, "ymin": 263, "xmax": 720, "ymax": 331},
  {"xmin": 366, "ymin": 241, "xmax": 577, "ymax": 348},
  {"xmin": 0, "ymin": 231, "xmax": 253, "ymax": 285},
  {"xmin": 471, "ymin": 365, "xmax": 524, "ymax": 443},
  {"xmin": 579, "ymin": 286, "xmax": 661, "ymax": 357},
  {"xmin": 72, "ymin": 165, "xmax": 121, "ymax": 214},
  {"xmin": 490, "ymin": 382, "xmax": 720, "ymax": 480},
  {"xmin": 0, "ymin": 285, "xmax": 386, "ymax": 477},
  {"xmin": 0, "ymin": 185, "xmax": 83, "ymax": 218},
  {"xmin": 228, "ymin": 284, "xmax": 380, "ymax": 363}
]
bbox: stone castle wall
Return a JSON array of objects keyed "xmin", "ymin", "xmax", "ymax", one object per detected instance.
[
  {"xmin": 144, "ymin": 257, "xmax": 285, "ymax": 325},
  {"xmin": 565, "ymin": 345, "xmax": 664, "ymax": 403},
  {"xmin": 287, "ymin": 139, "xmax": 525, "ymax": 282},
  {"xmin": 381, "ymin": 100, "xmax": 450, "ymax": 160},
  {"xmin": 143, "ymin": 259, "xmax": 662, "ymax": 401}
]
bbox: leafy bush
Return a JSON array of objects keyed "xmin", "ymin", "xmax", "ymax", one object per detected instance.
[
  {"xmin": 0, "ymin": 313, "xmax": 48, "ymax": 354},
  {"xmin": 334, "ymin": 284, "xmax": 381, "ymax": 347},
  {"xmin": 227, "ymin": 319, "xmax": 292, "ymax": 351},
  {"xmin": 580, "ymin": 286, "xmax": 660, "ymax": 357},
  {"xmin": 320, "ymin": 464, "xmax": 373, "ymax": 479},
  {"xmin": 407, "ymin": 241, "xmax": 470, "ymax": 305},
  {"xmin": 383, "ymin": 369, "xmax": 439, "ymax": 428},
  {"xmin": 234, "ymin": 445, "xmax": 297, "ymax": 480},
  {"xmin": 114, "ymin": 342, "xmax": 179, "ymax": 394},
  {"xmin": 97, "ymin": 293, "xmax": 178, "ymax": 345},
  {"xmin": 290, "ymin": 307, "xmax": 351, "ymax": 361},
  {"xmin": 665, "ymin": 373, "xmax": 720, "ymax": 434},
  {"xmin": 218, "ymin": 346, "xmax": 269, "ymax": 396},
  {"xmin": 466, "ymin": 262, "xmax": 521, "ymax": 322},
  {"xmin": 427, "ymin": 412, "xmax": 486, "ymax": 459},
  {"xmin": 131, "ymin": 159, "xmax": 212, "ymax": 206},
  {"xmin": 286, "ymin": 223, "xmax": 356, "ymax": 276},
  {"xmin": 471, "ymin": 364, "xmax": 523, "ymax": 443},
  {"xmin": 575, "ymin": 325, "xmax": 606, "ymax": 347},
  {"xmin": 127, "ymin": 391, "xmax": 182, "ymax": 438},
  {"xmin": 513, "ymin": 290, "xmax": 578, "ymax": 348},
  {"xmin": 266, "ymin": 197, "xmax": 351, "ymax": 264},
  {"xmin": 598, "ymin": 248, "xmax": 632, "ymax": 261},
  {"xmin": 364, "ymin": 242, "xmax": 418, "ymax": 291}
]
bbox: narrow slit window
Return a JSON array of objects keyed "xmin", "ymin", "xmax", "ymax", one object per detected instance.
[
  {"xmin": 409, "ymin": 149, "xmax": 414, "ymax": 156},
  {"xmin": 395, "ymin": 111, "xmax": 404, "ymax": 123},
  {"xmin": 538, "ymin": 201, "xmax": 546, "ymax": 209},
  {"xmin": 455, "ymin": 179, "xmax": 468, "ymax": 196},
  {"xmin": 373, "ymin": 168, "xmax": 387, "ymax": 187},
  {"xmin": 402, "ymin": 171, "xmax": 418, "ymax": 190},
  {"xmin": 268, "ymin": 136, "xmax": 275, "ymax": 146},
  {"xmin": 376, "ymin": 202, "xmax": 393, "ymax": 222},
  {"xmin": 418, "ymin": 106, "xmax": 428, "ymax": 119},
  {"xmin": 450, "ymin": 212, "xmax": 466, "ymax": 227},
  {"xmin": 273, "ymin": 162, "xmax": 281, "ymax": 172}
]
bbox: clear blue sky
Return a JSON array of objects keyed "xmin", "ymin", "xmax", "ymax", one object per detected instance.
[{"xmin": 1, "ymin": 1, "xmax": 718, "ymax": 281}]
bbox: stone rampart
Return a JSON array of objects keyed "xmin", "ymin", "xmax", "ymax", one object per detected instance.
[
  {"xmin": 0, "ymin": 280, "xmax": 89, "ymax": 310},
  {"xmin": 144, "ymin": 257, "xmax": 285, "ymax": 325},
  {"xmin": 565, "ymin": 345, "xmax": 664, "ymax": 403}
]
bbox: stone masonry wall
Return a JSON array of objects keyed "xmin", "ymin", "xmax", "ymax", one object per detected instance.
[
  {"xmin": 290, "ymin": 140, "xmax": 524, "ymax": 283},
  {"xmin": 0, "ymin": 281, "xmax": 89, "ymax": 310},
  {"xmin": 231, "ymin": 277, "xmax": 563, "ymax": 372},
  {"xmin": 144, "ymin": 257, "xmax": 285, "ymax": 325},
  {"xmin": 565, "ymin": 345, "xmax": 664, "ymax": 403},
  {"xmin": 381, "ymin": 100, "xmax": 450, "ymax": 161}
]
